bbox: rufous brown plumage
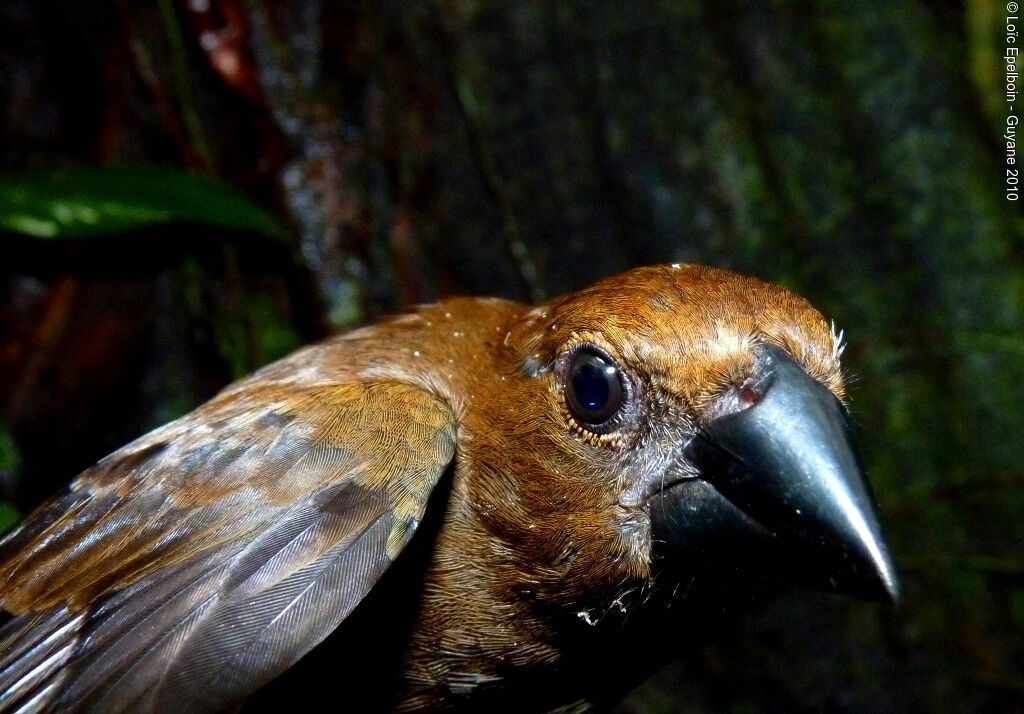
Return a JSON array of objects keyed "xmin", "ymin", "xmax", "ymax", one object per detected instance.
[{"xmin": 0, "ymin": 264, "xmax": 897, "ymax": 712}]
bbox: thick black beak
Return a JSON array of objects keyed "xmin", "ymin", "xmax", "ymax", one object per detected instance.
[{"xmin": 650, "ymin": 345, "xmax": 899, "ymax": 603}]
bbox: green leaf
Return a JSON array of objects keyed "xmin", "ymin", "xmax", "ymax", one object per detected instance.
[
  {"xmin": 0, "ymin": 432, "xmax": 22, "ymax": 534},
  {"xmin": 0, "ymin": 430, "xmax": 18, "ymax": 472},
  {"xmin": 0, "ymin": 503, "xmax": 18, "ymax": 535},
  {"xmin": 0, "ymin": 165, "xmax": 291, "ymax": 242}
]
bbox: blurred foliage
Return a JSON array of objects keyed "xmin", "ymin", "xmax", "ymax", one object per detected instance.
[
  {"xmin": 967, "ymin": 0, "xmax": 1011, "ymax": 135},
  {"xmin": 0, "ymin": 165, "xmax": 290, "ymax": 241},
  {"xmin": 0, "ymin": 504, "xmax": 18, "ymax": 537},
  {"xmin": 0, "ymin": 431, "xmax": 20, "ymax": 534},
  {"xmin": 0, "ymin": 0, "xmax": 1021, "ymax": 712}
]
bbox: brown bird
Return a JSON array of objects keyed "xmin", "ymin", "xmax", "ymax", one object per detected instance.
[{"xmin": 0, "ymin": 264, "xmax": 897, "ymax": 713}]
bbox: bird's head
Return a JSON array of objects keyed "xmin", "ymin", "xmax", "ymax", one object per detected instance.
[{"xmin": 460, "ymin": 263, "xmax": 897, "ymax": 619}]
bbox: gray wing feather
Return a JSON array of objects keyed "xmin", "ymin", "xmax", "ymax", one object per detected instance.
[{"xmin": 0, "ymin": 381, "xmax": 457, "ymax": 713}]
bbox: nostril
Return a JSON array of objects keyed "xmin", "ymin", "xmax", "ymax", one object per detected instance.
[
  {"xmin": 738, "ymin": 386, "xmax": 762, "ymax": 406},
  {"xmin": 705, "ymin": 383, "xmax": 764, "ymax": 424}
]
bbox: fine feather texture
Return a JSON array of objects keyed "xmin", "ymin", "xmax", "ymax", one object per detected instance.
[
  {"xmin": 0, "ymin": 381, "xmax": 457, "ymax": 713},
  {"xmin": 0, "ymin": 264, "xmax": 886, "ymax": 713}
]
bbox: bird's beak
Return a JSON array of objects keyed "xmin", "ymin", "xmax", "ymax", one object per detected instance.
[{"xmin": 649, "ymin": 345, "xmax": 899, "ymax": 603}]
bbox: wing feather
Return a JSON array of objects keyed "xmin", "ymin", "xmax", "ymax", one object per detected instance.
[{"xmin": 0, "ymin": 380, "xmax": 457, "ymax": 713}]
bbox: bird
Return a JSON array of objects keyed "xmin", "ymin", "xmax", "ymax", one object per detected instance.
[{"xmin": 0, "ymin": 263, "xmax": 898, "ymax": 713}]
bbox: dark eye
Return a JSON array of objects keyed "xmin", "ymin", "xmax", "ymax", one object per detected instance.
[{"xmin": 566, "ymin": 348, "xmax": 625, "ymax": 425}]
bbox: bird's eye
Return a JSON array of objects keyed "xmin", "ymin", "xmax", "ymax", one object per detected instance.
[{"xmin": 566, "ymin": 348, "xmax": 625, "ymax": 425}]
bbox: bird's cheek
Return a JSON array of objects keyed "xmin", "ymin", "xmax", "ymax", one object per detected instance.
[
  {"xmin": 471, "ymin": 487, "xmax": 649, "ymax": 603},
  {"xmin": 610, "ymin": 508, "xmax": 653, "ymax": 577}
]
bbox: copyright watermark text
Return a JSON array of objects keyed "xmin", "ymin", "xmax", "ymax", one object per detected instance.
[{"xmin": 1006, "ymin": 5, "xmax": 1019, "ymax": 200}]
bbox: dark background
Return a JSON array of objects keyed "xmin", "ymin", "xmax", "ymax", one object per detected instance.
[{"xmin": 1, "ymin": 2, "xmax": 1022, "ymax": 712}]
